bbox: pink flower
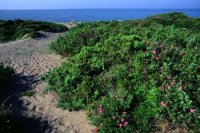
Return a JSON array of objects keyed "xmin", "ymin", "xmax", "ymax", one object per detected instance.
[
  {"xmin": 179, "ymin": 86, "xmax": 183, "ymax": 91},
  {"xmin": 161, "ymin": 101, "xmax": 166, "ymax": 107},
  {"xmin": 155, "ymin": 57, "xmax": 159, "ymax": 60},
  {"xmin": 96, "ymin": 128, "xmax": 99, "ymax": 131},
  {"xmin": 121, "ymin": 118, "xmax": 125, "ymax": 123},
  {"xmin": 91, "ymin": 129, "xmax": 94, "ymax": 132},
  {"xmin": 123, "ymin": 111, "xmax": 127, "ymax": 115},
  {"xmin": 152, "ymin": 50, "xmax": 157, "ymax": 55},
  {"xmin": 91, "ymin": 128, "xmax": 99, "ymax": 133},
  {"xmin": 99, "ymin": 105, "xmax": 103, "ymax": 113},
  {"xmin": 112, "ymin": 116, "xmax": 116, "ymax": 120},
  {"xmin": 99, "ymin": 108, "xmax": 103, "ymax": 113},
  {"xmin": 124, "ymin": 121, "xmax": 128, "ymax": 126},
  {"xmin": 190, "ymin": 109, "xmax": 196, "ymax": 113},
  {"xmin": 171, "ymin": 80, "xmax": 176, "ymax": 86},
  {"xmin": 118, "ymin": 123, "xmax": 123, "ymax": 128}
]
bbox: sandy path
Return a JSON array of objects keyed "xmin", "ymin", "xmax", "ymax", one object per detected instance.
[{"xmin": 0, "ymin": 32, "xmax": 92, "ymax": 133}]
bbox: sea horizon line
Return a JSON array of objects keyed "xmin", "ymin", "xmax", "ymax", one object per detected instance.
[{"xmin": 1, "ymin": 8, "xmax": 200, "ymax": 11}]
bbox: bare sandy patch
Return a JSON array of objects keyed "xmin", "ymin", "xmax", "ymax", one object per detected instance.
[{"xmin": 0, "ymin": 32, "xmax": 92, "ymax": 133}]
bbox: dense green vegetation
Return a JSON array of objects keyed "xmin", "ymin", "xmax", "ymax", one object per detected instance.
[
  {"xmin": 0, "ymin": 19, "xmax": 68, "ymax": 42},
  {"xmin": 43, "ymin": 12, "xmax": 200, "ymax": 132}
]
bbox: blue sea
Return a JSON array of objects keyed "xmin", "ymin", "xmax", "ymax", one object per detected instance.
[{"xmin": 0, "ymin": 9, "xmax": 200, "ymax": 22}]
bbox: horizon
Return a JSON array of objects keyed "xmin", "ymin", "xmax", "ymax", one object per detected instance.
[
  {"xmin": 1, "ymin": 0, "xmax": 200, "ymax": 10},
  {"xmin": 1, "ymin": 8, "xmax": 200, "ymax": 11}
]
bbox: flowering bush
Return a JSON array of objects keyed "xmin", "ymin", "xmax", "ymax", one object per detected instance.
[
  {"xmin": 88, "ymin": 95, "xmax": 135, "ymax": 132},
  {"xmin": 43, "ymin": 12, "xmax": 200, "ymax": 132}
]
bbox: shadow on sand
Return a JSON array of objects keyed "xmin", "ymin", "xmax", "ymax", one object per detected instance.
[{"xmin": 0, "ymin": 72, "xmax": 52, "ymax": 133}]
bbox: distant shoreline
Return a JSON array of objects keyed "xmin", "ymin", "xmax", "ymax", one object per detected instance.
[{"xmin": 1, "ymin": 9, "xmax": 200, "ymax": 22}]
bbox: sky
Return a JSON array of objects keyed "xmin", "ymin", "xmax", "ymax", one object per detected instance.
[{"xmin": 0, "ymin": 0, "xmax": 200, "ymax": 10}]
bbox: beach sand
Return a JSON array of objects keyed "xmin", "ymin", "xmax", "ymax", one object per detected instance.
[{"xmin": 0, "ymin": 31, "xmax": 92, "ymax": 133}]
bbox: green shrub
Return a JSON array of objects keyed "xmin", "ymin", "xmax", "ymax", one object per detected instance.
[
  {"xmin": 43, "ymin": 12, "xmax": 200, "ymax": 132},
  {"xmin": 50, "ymin": 12, "xmax": 200, "ymax": 56},
  {"xmin": 20, "ymin": 90, "xmax": 35, "ymax": 97},
  {"xmin": 0, "ymin": 19, "xmax": 68, "ymax": 42},
  {"xmin": 50, "ymin": 21, "xmax": 120, "ymax": 55}
]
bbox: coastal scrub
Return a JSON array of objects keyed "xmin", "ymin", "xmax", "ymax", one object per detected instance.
[{"xmin": 43, "ymin": 12, "xmax": 200, "ymax": 132}]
